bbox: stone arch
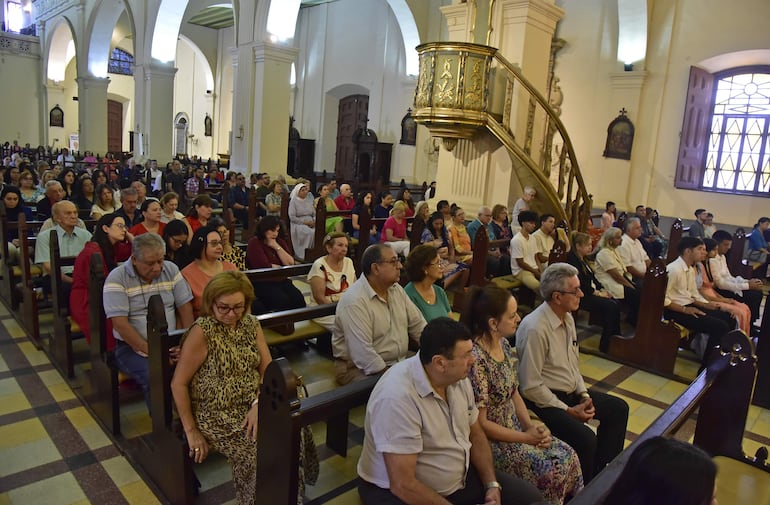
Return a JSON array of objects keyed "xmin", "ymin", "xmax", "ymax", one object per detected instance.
[
  {"xmin": 699, "ymin": 49, "xmax": 770, "ymax": 73},
  {"xmin": 152, "ymin": 1, "xmax": 239, "ymax": 63},
  {"xmin": 177, "ymin": 34, "xmax": 215, "ymax": 91},
  {"xmin": 85, "ymin": 0, "xmax": 136, "ymax": 78},
  {"xmin": 45, "ymin": 18, "xmax": 77, "ymax": 83}
]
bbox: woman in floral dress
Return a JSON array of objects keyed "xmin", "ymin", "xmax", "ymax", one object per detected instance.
[{"xmin": 462, "ymin": 285, "xmax": 583, "ymax": 504}]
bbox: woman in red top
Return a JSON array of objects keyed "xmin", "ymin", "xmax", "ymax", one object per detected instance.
[
  {"xmin": 129, "ymin": 199, "xmax": 166, "ymax": 236},
  {"xmin": 70, "ymin": 214, "xmax": 132, "ymax": 348},
  {"xmin": 184, "ymin": 194, "xmax": 214, "ymax": 242}
]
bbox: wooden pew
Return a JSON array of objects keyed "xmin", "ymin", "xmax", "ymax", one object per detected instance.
[
  {"xmin": 409, "ymin": 215, "xmax": 426, "ymax": 251},
  {"xmin": 16, "ymin": 214, "xmax": 43, "ymax": 348},
  {"xmin": 256, "ymin": 358, "xmax": 380, "ymax": 504},
  {"xmin": 48, "ymin": 230, "xmax": 84, "ymax": 378},
  {"xmin": 608, "ymin": 258, "xmax": 683, "ymax": 376},
  {"xmin": 666, "ymin": 218, "xmax": 684, "ymax": 264},
  {"xmin": 570, "ymin": 329, "xmax": 769, "ymax": 504},
  {"xmin": 0, "ymin": 209, "xmax": 44, "ymax": 310},
  {"xmin": 753, "ymin": 293, "xmax": 770, "ymax": 408},
  {"xmin": 726, "ymin": 229, "xmax": 755, "ymax": 279},
  {"xmin": 304, "ymin": 198, "xmax": 352, "ymax": 263}
]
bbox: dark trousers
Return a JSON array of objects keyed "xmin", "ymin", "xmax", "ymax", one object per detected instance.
[
  {"xmin": 525, "ymin": 389, "xmax": 629, "ymax": 483},
  {"xmin": 663, "ymin": 305, "xmax": 732, "ymax": 366},
  {"xmin": 580, "ymin": 295, "xmax": 621, "ymax": 352},
  {"xmin": 623, "ymin": 285, "xmax": 641, "ymax": 326},
  {"xmin": 358, "ymin": 464, "xmax": 543, "ymax": 505},
  {"xmin": 232, "ymin": 208, "xmax": 249, "ymax": 229},
  {"xmin": 716, "ymin": 287, "xmax": 763, "ymax": 324}
]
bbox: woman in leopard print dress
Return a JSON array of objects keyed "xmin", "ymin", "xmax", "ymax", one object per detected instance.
[{"xmin": 171, "ymin": 271, "xmax": 272, "ymax": 504}]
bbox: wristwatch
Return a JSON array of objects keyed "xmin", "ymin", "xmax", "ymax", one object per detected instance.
[{"xmin": 485, "ymin": 481, "xmax": 502, "ymax": 492}]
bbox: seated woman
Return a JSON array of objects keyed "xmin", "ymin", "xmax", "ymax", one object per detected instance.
[
  {"xmin": 18, "ymin": 169, "xmax": 44, "ymax": 204},
  {"xmin": 420, "ymin": 211, "xmax": 469, "ymax": 291},
  {"xmin": 246, "ymin": 215, "xmax": 306, "ymax": 312},
  {"xmin": 462, "ymin": 285, "xmax": 583, "ymax": 504},
  {"xmin": 184, "ymin": 194, "xmax": 215, "ymax": 240},
  {"xmin": 380, "ymin": 200, "xmax": 411, "ymax": 257},
  {"xmin": 404, "ymin": 245, "xmax": 451, "ymax": 321},
  {"xmin": 351, "ymin": 190, "xmax": 377, "ymax": 244},
  {"xmin": 698, "ymin": 238, "xmax": 751, "ymax": 334},
  {"xmin": 160, "ymin": 192, "xmax": 185, "ymax": 223},
  {"xmin": 567, "ymin": 232, "xmax": 622, "ymax": 352},
  {"xmin": 307, "ymin": 232, "xmax": 356, "ymax": 330},
  {"xmin": 414, "ymin": 200, "xmax": 430, "ymax": 226},
  {"xmin": 265, "ymin": 179, "xmax": 284, "ymax": 217},
  {"xmin": 208, "ymin": 216, "xmax": 246, "ymax": 270},
  {"xmin": 91, "ymin": 183, "xmax": 118, "ymax": 219},
  {"xmin": 72, "ymin": 175, "xmax": 96, "ymax": 212},
  {"xmin": 129, "ymin": 199, "xmax": 166, "ymax": 236},
  {"xmin": 163, "ymin": 219, "xmax": 193, "ymax": 270},
  {"xmin": 396, "ymin": 187, "xmax": 416, "ymax": 217},
  {"xmin": 594, "ymin": 227, "xmax": 641, "ymax": 325},
  {"xmin": 288, "ymin": 182, "xmax": 315, "ymax": 260},
  {"xmin": 747, "ymin": 217, "xmax": 770, "ymax": 278},
  {"xmin": 1, "ymin": 187, "xmax": 32, "ymax": 270},
  {"xmin": 373, "ymin": 191, "xmax": 393, "ymax": 238},
  {"xmin": 181, "ymin": 225, "xmax": 238, "ymax": 318},
  {"xmin": 58, "ymin": 168, "xmax": 76, "ymax": 200},
  {"xmin": 170, "ymin": 271, "xmax": 272, "ymax": 505},
  {"xmin": 70, "ymin": 214, "xmax": 132, "ymax": 347},
  {"xmin": 603, "ymin": 436, "xmax": 717, "ymax": 505},
  {"xmin": 448, "ymin": 206, "xmax": 473, "ymax": 264},
  {"xmin": 316, "ymin": 183, "xmax": 344, "ymax": 234}
]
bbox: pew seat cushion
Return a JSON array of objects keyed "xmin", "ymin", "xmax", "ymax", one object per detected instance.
[
  {"xmin": 714, "ymin": 456, "xmax": 770, "ymax": 505},
  {"xmin": 491, "ymin": 275, "xmax": 523, "ymax": 290},
  {"xmin": 262, "ymin": 320, "xmax": 329, "ymax": 346},
  {"xmin": 12, "ymin": 265, "xmax": 43, "ymax": 277}
]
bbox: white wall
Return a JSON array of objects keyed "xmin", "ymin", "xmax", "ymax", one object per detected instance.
[
  {"xmin": 1, "ymin": 36, "xmax": 42, "ymax": 144},
  {"xmin": 174, "ymin": 38, "xmax": 214, "ymax": 160}
]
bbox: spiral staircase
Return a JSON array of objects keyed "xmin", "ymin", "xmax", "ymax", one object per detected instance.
[{"xmin": 412, "ymin": 42, "xmax": 591, "ymax": 232}]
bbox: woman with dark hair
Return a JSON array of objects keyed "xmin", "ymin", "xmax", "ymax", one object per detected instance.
[
  {"xmin": 490, "ymin": 204, "xmax": 512, "ymax": 256},
  {"xmin": 57, "ymin": 168, "xmax": 77, "ymax": 199},
  {"xmin": 396, "ymin": 187, "xmax": 415, "ymax": 217},
  {"xmin": 463, "ymin": 285, "xmax": 583, "ymax": 504},
  {"xmin": 747, "ymin": 216, "xmax": 770, "ymax": 278},
  {"xmin": 184, "ymin": 194, "xmax": 215, "ymax": 240},
  {"xmin": 18, "ymin": 169, "xmax": 44, "ymax": 204},
  {"xmin": 4, "ymin": 165, "xmax": 20, "ymax": 186},
  {"xmin": 160, "ymin": 191, "xmax": 185, "ymax": 223},
  {"xmin": 246, "ymin": 215, "xmax": 305, "ymax": 312},
  {"xmin": 698, "ymin": 238, "xmax": 751, "ymax": 334},
  {"xmin": 1, "ymin": 186, "xmax": 32, "ymax": 268},
  {"xmin": 316, "ymin": 183, "xmax": 344, "ymax": 234},
  {"xmin": 351, "ymin": 190, "xmax": 377, "ymax": 244},
  {"xmin": 70, "ymin": 214, "xmax": 131, "ymax": 347},
  {"xmin": 210, "ymin": 216, "xmax": 246, "ymax": 270},
  {"xmin": 603, "ymin": 436, "xmax": 717, "ymax": 505},
  {"xmin": 420, "ymin": 211, "xmax": 469, "ymax": 290},
  {"xmin": 163, "ymin": 219, "xmax": 192, "ymax": 269},
  {"xmin": 372, "ymin": 191, "xmax": 393, "ymax": 238},
  {"xmin": 182, "ymin": 225, "xmax": 238, "ymax": 318},
  {"xmin": 130, "ymin": 199, "xmax": 165, "ymax": 236},
  {"xmin": 92, "ymin": 169, "xmax": 108, "ymax": 187},
  {"xmin": 72, "ymin": 175, "xmax": 96, "ymax": 212},
  {"xmin": 91, "ymin": 183, "xmax": 118, "ymax": 219},
  {"xmin": 404, "ymin": 245, "xmax": 451, "ymax": 322}
]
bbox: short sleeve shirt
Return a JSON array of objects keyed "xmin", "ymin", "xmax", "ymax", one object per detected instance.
[{"xmin": 509, "ymin": 232, "xmax": 537, "ymax": 275}]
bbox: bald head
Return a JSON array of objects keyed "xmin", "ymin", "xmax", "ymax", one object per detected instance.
[
  {"xmin": 52, "ymin": 200, "xmax": 79, "ymax": 230},
  {"xmin": 340, "ymin": 183, "xmax": 352, "ymax": 198}
]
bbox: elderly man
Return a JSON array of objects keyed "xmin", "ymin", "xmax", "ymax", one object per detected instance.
[
  {"xmin": 711, "ymin": 230, "xmax": 764, "ymax": 325},
  {"xmin": 36, "ymin": 180, "xmax": 65, "ymax": 220},
  {"xmin": 334, "ymin": 183, "xmax": 355, "ymax": 211},
  {"xmin": 617, "ymin": 217, "xmax": 651, "ymax": 281},
  {"xmin": 104, "ymin": 233, "xmax": 194, "ymax": 407},
  {"xmin": 34, "ymin": 201, "xmax": 92, "ymax": 301},
  {"xmin": 358, "ymin": 317, "xmax": 543, "ymax": 505},
  {"xmin": 510, "ymin": 210, "xmax": 541, "ymax": 291},
  {"xmin": 517, "ymin": 263, "xmax": 629, "ymax": 482},
  {"xmin": 114, "ymin": 187, "xmax": 143, "ymax": 228},
  {"xmin": 333, "ymin": 244, "xmax": 426, "ymax": 385},
  {"xmin": 131, "ymin": 180, "xmax": 154, "ymax": 205},
  {"xmin": 467, "ymin": 205, "xmax": 506, "ymax": 276}
]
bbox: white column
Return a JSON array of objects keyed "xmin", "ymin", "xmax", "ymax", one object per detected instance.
[
  {"xmin": 134, "ymin": 62, "xmax": 177, "ymax": 160},
  {"xmin": 76, "ymin": 75, "xmax": 110, "ymax": 154}
]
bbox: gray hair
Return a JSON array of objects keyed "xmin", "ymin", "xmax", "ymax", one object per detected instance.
[
  {"xmin": 477, "ymin": 205, "xmax": 491, "ymax": 216},
  {"xmin": 598, "ymin": 227, "xmax": 622, "ymax": 249},
  {"xmin": 361, "ymin": 244, "xmax": 389, "ymax": 277},
  {"xmin": 45, "ymin": 180, "xmax": 63, "ymax": 191},
  {"xmin": 523, "ymin": 186, "xmax": 536, "ymax": 196},
  {"xmin": 120, "ymin": 187, "xmax": 138, "ymax": 198},
  {"xmin": 624, "ymin": 216, "xmax": 641, "ymax": 232},
  {"xmin": 132, "ymin": 232, "xmax": 166, "ymax": 260},
  {"xmin": 540, "ymin": 263, "xmax": 579, "ymax": 300}
]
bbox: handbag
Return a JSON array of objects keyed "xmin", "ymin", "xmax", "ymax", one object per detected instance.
[
  {"xmin": 295, "ymin": 375, "xmax": 320, "ymax": 487},
  {"xmin": 746, "ymin": 249, "xmax": 767, "ymax": 264}
]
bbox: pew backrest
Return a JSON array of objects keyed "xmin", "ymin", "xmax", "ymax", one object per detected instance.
[{"xmin": 666, "ymin": 218, "xmax": 684, "ymax": 264}]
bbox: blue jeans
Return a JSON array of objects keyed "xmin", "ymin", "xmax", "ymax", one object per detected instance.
[{"xmin": 114, "ymin": 340, "xmax": 150, "ymax": 411}]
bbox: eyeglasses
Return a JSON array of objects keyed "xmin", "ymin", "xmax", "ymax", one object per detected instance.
[
  {"xmin": 207, "ymin": 240, "xmax": 224, "ymax": 247},
  {"xmin": 169, "ymin": 236, "xmax": 186, "ymax": 245},
  {"xmin": 378, "ymin": 257, "xmax": 402, "ymax": 266},
  {"xmin": 112, "ymin": 223, "xmax": 126, "ymax": 229},
  {"xmin": 214, "ymin": 303, "xmax": 245, "ymax": 315},
  {"xmin": 555, "ymin": 287, "xmax": 583, "ymax": 297}
]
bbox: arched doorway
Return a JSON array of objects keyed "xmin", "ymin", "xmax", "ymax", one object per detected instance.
[{"xmin": 174, "ymin": 113, "xmax": 189, "ymax": 156}]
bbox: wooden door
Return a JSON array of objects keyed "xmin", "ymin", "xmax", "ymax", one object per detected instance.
[
  {"xmin": 335, "ymin": 95, "xmax": 368, "ymax": 181},
  {"xmin": 107, "ymin": 100, "xmax": 123, "ymax": 154}
]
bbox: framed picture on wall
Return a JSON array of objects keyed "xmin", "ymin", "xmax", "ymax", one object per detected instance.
[
  {"xmin": 400, "ymin": 108, "xmax": 416, "ymax": 146},
  {"xmin": 50, "ymin": 105, "xmax": 64, "ymax": 127},
  {"xmin": 603, "ymin": 108, "xmax": 635, "ymax": 160}
]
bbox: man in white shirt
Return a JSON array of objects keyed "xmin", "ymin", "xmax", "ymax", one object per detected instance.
[
  {"xmin": 663, "ymin": 237, "xmax": 733, "ymax": 368},
  {"xmin": 509, "ymin": 210, "xmax": 541, "ymax": 291},
  {"xmin": 617, "ymin": 217, "xmax": 650, "ymax": 282},
  {"xmin": 531, "ymin": 213, "xmax": 556, "ymax": 271},
  {"xmin": 710, "ymin": 230, "xmax": 764, "ymax": 325}
]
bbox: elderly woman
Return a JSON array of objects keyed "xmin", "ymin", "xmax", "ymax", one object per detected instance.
[
  {"xmin": 160, "ymin": 192, "xmax": 185, "ymax": 223},
  {"xmin": 463, "ymin": 285, "xmax": 583, "ymax": 504},
  {"xmin": 171, "ymin": 271, "xmax": 272, "ymax": 505},
  {"xmin": 380, "ymin": 200, "xmax": 411, "ymax": 256},
  {"xmin": 307, "ymin": 232, "xmax": 356, "ymax": 330},
  {"xmin": 420, "ymin": 211, "xmax": 469, "ymax": 291},
  {"xmin": 567, "ymin": 232, "xmax": 622, "ymax": 353},
  {"xmin": 511, "ymin": 186, "xmax": 536, "ymax": 234},
  {"xmin": 181, "ymin": 225, "xmax": 238, "ymax": 318},
  {"xmin": 163, "ymin": 219, "xmax": 192, "ymax": 270},
  {"xmin": 594, "ymin": 227, "xmax": 641, "ymax": 325},
  {"xmin": 91, "ymin": 183, "xmax": 118, "ymax": 219},
  {"xmin": 208, "ymin": 216, "xmax": 246, "ymax": 270},
  {"xmin": 316, "ymin": 183, "xmax": 344, "ymax": 234},
  {"xmin": 404, "ymin": 245, "xmax": 451, "ymax": 321},
  {"xmin": 184, "ymin": 194, "xmax": 215, "ymax": 240},
  {"xmin": 265, "ymin": 179, "xmax": 284, "ymax": 217},
  {"xmin": 130, "ymin": 199, "xmax": 165, "ymax": 236},
  {"xmin": 18, "ymin": 169, "xmax": 44, "ymax": 204},
  {"xmin": 288, "ymin": 182, "xmax": 315, "ymax": 260}
]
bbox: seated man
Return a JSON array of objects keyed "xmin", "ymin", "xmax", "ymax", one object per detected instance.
[
  {"xmin": 663, "ymin": 236, "xmax": 733, "ymax": 368},
  {"xmin": 467, "ymin": 205, "xmax": 506, "ymax": 276},
  {"xmin": 710, "ymin": 230, "xmax": 763, "ymax": 325},
  {"xmin": 358, "ymin": 317, "xmax": 543, "ymax": 505},
  {"xmin": 35, "ymin": 180, "xmax": 65, "ymax": 221},
  {"xmin": 617, "ymin": 217, "xmax": 651, "ymax": 282},
  {"xmin": 531, "ymin": 213, "xmax": 557, "ymax": 271},
  {"xmin": 332, "ymin": 244, "xmax": 426, "ymax": 385},
  {"xmin": 103, "ymin": 233, "xmax": 194, "ymax": 407},
  {"xmin": 334, "ymin": 183, "xmax": 355, "ymax": 211},
  {"xmin": 114, "ymin": 187, "xmax": 143, "ymax": 228},
  {"xmin": 517, "ymin": 263, "xmax": 629, "ymax": 483},
  {"xmin": 228, "ymin": 173, "xmax": 250, "ymax": 228},
  {"xmin": 509, "ymin": 210, "xmax": 541, "ymax": 291}
]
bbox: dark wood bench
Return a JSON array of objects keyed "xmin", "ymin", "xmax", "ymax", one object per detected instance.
[
  {"xmin": 666, "ymin": 218, "xmax": 684, "ymax": 264},
  {"xmin": 752, "ymin": 293, "xmax": 770, "ymax": 408},
  {"xmin": 0, "ymin": 210, "xmax": 44, "ymax": 311},
  {"xmin": 256, "ymin": 357, "xmax": 380, "ymax": 503},
  {"xmin": 470, "ymin": 226, "xmax": 536, "ymax": 308},
  {"xmin": 570, "ymin": 329, "xmax": 769, "ymax": 504},
  {"xmin": 16, "ymin": 214, "xmax": 43, "ymax": 347},
  {"xmin": 727, "ymin": 228, "xmax": 756, "ymax": 279},
  {"xmin": 607, "ymin": 258, "xmax": 684, "ymax": 376},
  {"xmin": 304, "ymin": 198, "xmax": 352, "ymax": 262},
  {"xmin": 48, "ymin": 229, "xmax": 84, "ymax": 378}
]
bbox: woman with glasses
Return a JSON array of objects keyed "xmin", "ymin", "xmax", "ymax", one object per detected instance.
[
  {"xmin": 18, "ymin": 169, "xmax": 44, "ymax": 204},
  {"xmin": 182, "ymin": 225, "xmax": 238, "ymax": 318},
  {"xmin": 463, "ymin": 285, "xmax": 583, "ymax": 504},
  {"xmin": 171, "ymin": 271, "xmax": 271, "ymax": 505},
  {"xmin": 70, "ymin": 214, "xmax": 132, "ymax": 347},
  {"xmin": 162, "ymin": 219, "xmax": 193, "ymax": 270},
  {"xmin": 247, "ymin": 215, "xmax": 305, "ymax": 313},
  {"xmin": 129, "ymin": 199, "xmax": 165, "ymax": 236},
  {"xmin": 421, "ymin": 211, "xmax": 470, "ymax": 291},
  {"xmin": 210, "ymin": 216, "xmax": 246, "ymax": 270},
  {"xmin": 404, "ymin": 245, "xmax": 451, "ymax": 321}
]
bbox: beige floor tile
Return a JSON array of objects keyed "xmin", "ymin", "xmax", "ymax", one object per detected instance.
[
  {"xmin": 0, "ymin": 438, "xmax": 62, "ymax": 478},
  {"xmin": 626, "ymin": 403, "xmax": 664, "ymax": 435},
  {"xmin": 305, "ymin": 446, "xmax": 362, "ymax": 499},
  {"xmin": 617, "ymin": 371, "xmax": 671, "ymax": 397},
  {"xmin": 653, "ymin": 380, "xmax": 688, "ymax": 404},
  {"xmin": 101, "ymin": 456, "xmax": 144, "ymax": 487},
  {"xmin": 119, "ymin": 480, "xmax": 162, "ymax": 504},
  {"xmin": 324, "ymin": 488, "xmax": 363, "ymax": 505},
  {"xmin": 16, "ymin": 341, "xmax": 48, "ymax": 367},
  {"xmin": 0, "ymin": 377, "xmax": 22, "ymax": 397},
  {"xmin": 7, "ymin": 472, "xmax": 86, "ymax": 505},
  {"xmin": 2, "ymin": 318, "xmax": 27, "ymax": 339},
  {"xmin": 0, "ymin": 355, "xmax": 8, "ymax": 373},
  {"xmin": 0, "ymin": 418, "xmax": 48, "ymax": 450}
]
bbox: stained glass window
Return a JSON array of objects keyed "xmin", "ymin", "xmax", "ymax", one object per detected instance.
[
  {"xmin": 108, "ymin": 48, "xmax": 134, "ymax": 76},
  {"xmin": 703, "ymin": 70, "xmax": 770, "ymax": 194}
]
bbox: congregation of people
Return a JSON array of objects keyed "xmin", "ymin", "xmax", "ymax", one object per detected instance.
[{"xmin": 1, "ymin": 145, "xmax": 752, "ymax": 505}]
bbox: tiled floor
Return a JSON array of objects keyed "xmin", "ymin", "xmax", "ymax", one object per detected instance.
[{"xmin": 1, "ymin": 295, "xmax": 769, "ymax": 504}]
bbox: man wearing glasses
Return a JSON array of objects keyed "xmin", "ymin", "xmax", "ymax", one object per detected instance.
[
  {"xmin": 332, "ymin": 244, "xmax": 426, "ymax": 385},
  {"xmin": 104, "ymin": 233, "xmax": 194, "ymax": 410},
  {"xmin": 516, "ymin": 263, "xmax": 628, "ymax": 483}
]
